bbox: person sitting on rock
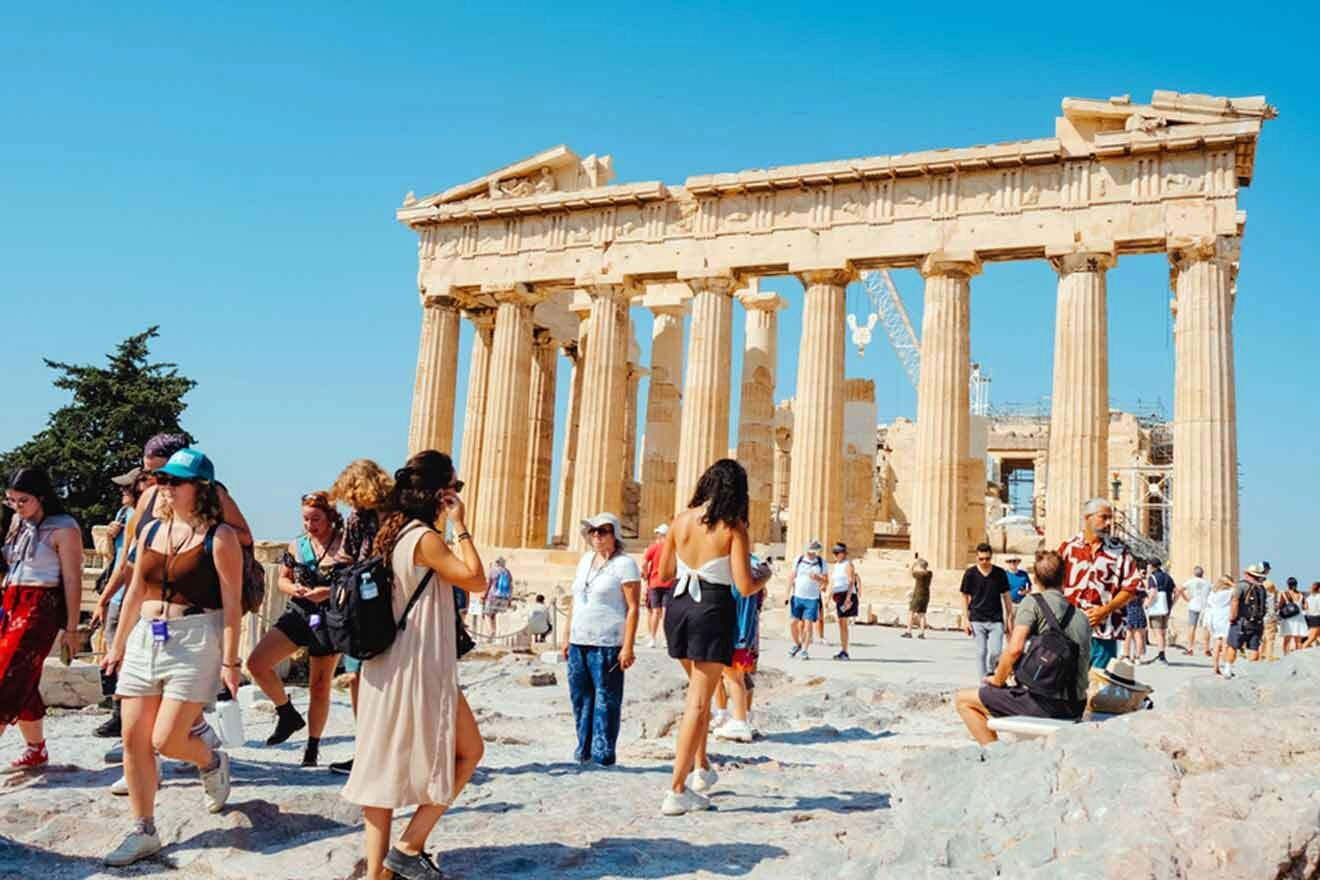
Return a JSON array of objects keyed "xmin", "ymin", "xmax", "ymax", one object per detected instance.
[{"xmin": 954, "ymin": 550, "xmax": 1091, "ymax": 744}]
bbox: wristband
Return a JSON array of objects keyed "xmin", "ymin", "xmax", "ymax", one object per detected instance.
[
  {"xmin": 222, "ymin": 662, "xmax": 241, "ymax": 669},
  {"xmin": 456, "ymin": 531, "xmax": 472, "ymax": 543}
]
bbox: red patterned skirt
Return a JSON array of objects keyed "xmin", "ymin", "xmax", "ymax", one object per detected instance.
[{"xmin": 0, "ymin": 585, "xmax": 66, "ymax": 725}]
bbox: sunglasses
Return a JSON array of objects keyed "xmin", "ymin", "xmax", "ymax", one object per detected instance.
[
  {"xmin": 452, "ymin": 479, "xmax": 465, "ymax": 494},
  {"xmin": 588, "ymin": 526, "xmax": 614, "ymax": 537},
  {"xmin": 155, "ymin": 474, "xmax": 194, "ymax": 487}
]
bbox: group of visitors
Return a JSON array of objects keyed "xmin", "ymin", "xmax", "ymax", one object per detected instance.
[
  {"xmin": 786, "ymin": 539, "xmax": 859, "ymax": 660},
  {"xmin": 954, "ymin": 496, "xmax": 1320, "ymax": 743}
]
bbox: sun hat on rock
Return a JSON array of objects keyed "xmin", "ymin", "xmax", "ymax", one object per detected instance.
[{"xmin": 1089, "ymin": 657, "xmax": 1154, "ymax": 715}]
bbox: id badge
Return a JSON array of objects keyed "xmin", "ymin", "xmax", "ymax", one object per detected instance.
[
  {"xmin": 308, "ymin": 613, "xmax": 321, "ymax": 630},
  {"xmin": 150, "ymin": 620, "xmax": 170, "ymax": 643}
]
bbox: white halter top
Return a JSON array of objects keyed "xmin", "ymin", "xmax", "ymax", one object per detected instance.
[{"xmin": 674, "ymin": 555, "xmax": 734, "ymax": 603}]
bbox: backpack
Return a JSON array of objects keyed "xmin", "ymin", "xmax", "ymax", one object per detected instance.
[
  {"xmin": 1014, "ymin": 594, "xmax": 1081, "ymax": 702},
  {"xmin": 324, "ymin": 523, "xmax": 433, "ymax": 661},
  {"xmin": 145, "ymin": 520, "xmax": 263, "ymax": 613},
  {"xmin": 492, "ymin": 567, "xmax": 512, "ymax": 598},
  {"xmin": 1240, "ymin": 582, "xmax": 1267, "ymax": 628}
]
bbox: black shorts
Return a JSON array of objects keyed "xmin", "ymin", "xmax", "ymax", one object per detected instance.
[
  {"xmin": 1306, "ymin": 615, "xmax": 1320, "ymax": 629},
  {"xmin": 647, "ymin": 587, "xmax": 674, "ymax": 610},
  {"xmin": 274, "ymin": 603, "xmax": 338, "ymax": 657},
  {"xmin": 1228, "ymin": 623, "xmax": 1263, "ymax": 652},
  {"xmin": 833, "ymin": 592, "xmax": 859, "ymax": 619},
  {"xmin": 979, "ymin": 685, "xmax": 1085, "ymax": 721},
  {"xmin": 665, "ymin": 582, "xmax": 736, "ymax": 666}
]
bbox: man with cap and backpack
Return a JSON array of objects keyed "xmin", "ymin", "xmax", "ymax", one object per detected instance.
[
  {"xmin": 1225, "ymin": 563, "xmax": 1269, "ymax": 675},
  {"xmin": 955, "ymin": 550, "xmax": 1091, "ymax": 744}
]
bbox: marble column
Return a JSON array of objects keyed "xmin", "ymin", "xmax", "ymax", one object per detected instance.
[
  {"xmin": 569, "ymin": 285, "xmax": 631, "ymax": 549},
  {"xmin": 1169, "ymin": 236, "xmax": 1240, "ymax": 581},
  {"xmin": 910, "ymin": 254, "xmax": 980, "ymax": 569},
  {"xmin": 639, "ymin": 304, "xmax": 686, "ymax": 536},
  {"xmin": 674, "ymin": 276, "xmax": 735, "ymax": 510},
  {"xmin": 473, "ymin": 291, "xmax": 537, "ymax": 548},
  {"xmin": 772, "ymin": 406, "xmax": 793, "ymax": 541},
  {"xmin": 458, "ymin": 309, "xmax": 495, "ymax": 519},
  {"xmin": 408, "ymin": 294, "xmax": 462, "ymax": 456},
  {"xmin": 552, "ymin": 339, "xmax": 585, "ymax": 545},
  {"xmin": 1044, "ymin": 251, "xmax": 1116, "ymax": 548},
  {"xmin": 620, "ymin": 357, "xmax": 646, "ymax": 537},
  {"xmin": 521, "ymin": 330, "xmax": 558, "ymax": 547},
  {"xmin": 842, "ymin": 378, "xmax": 877, "ymax": 554},
  {"xmin": 786, "ymin": 270, "xmax": 851, "ymax": 556},
  {"xmin": 736, "ymin": 289, "xmax": 783, "ymax": 543}
]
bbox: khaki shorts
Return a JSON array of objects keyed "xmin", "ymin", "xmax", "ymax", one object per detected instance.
[
  {"xmin": 116, "ymin": 611, "xmax": 223, "ymax": 704},
  {"xmin": 1147, "ymin": 614, "xmax": 1168, "ymax": 631}
]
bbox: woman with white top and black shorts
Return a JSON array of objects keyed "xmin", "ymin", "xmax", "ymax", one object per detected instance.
[
  {"xmin": 828, "ymin": 542, "xmax": 859, "ymax": 661},
  {"xmin": 657, "ymin": 459, "xmax": 770, "ymax": 816}
]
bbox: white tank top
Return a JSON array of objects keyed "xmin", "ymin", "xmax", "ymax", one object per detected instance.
[{"xmin": 830, "ymin": 561, "xmax": 852, "ymax": 594}]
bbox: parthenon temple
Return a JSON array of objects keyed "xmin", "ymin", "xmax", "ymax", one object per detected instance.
[{"xmin": 399, "ymin": 89, "xmax": 1274, "ymax": 577}]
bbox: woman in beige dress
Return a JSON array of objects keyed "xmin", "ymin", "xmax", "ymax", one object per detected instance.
[{"xmin": 341, "ymin": 450, "xmax": 486, "ymax": 880}]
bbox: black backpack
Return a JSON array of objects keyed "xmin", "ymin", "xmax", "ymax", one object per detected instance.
[
  {"xmin": 1014, "ymin": 594, "xmax": 1081, "ymax": 702},
  {"xmin": 325, "ymin": 522, "xmax": 438, "ymax": 660},
  {"xmin": 1240, "ymin": 582, "xmax": 1267, "ymax": 629}
]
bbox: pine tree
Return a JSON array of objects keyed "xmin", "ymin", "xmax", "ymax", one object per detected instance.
[{"xmin": 0, "ymin": 327, "xmax": 195, "ymax": 536}]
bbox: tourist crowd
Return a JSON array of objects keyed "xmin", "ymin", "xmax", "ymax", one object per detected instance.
[{"xmin": 3, "ymin": 437, "xmax": 1318, "ymax": 877}]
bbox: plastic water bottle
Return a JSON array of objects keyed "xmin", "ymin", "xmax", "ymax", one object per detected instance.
[
  {"xmin": 360, "ymin": 571, "xmax": 379, "ymax": 600},
  {"xmin": 215, "ymin": 690, "xmax": 245, "ymax": 748}
]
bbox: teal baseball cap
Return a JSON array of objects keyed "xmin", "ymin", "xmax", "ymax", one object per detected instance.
[{"xmin": 156, "ymin": 447, "xmax": 216, "ymax": 482}]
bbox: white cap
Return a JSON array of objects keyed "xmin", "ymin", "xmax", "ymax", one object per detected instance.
[{"xmin": 654, "ymin": 523, "xmax": 670, "ymax": 536}]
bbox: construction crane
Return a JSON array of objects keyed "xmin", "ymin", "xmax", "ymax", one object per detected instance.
[{"xmin": 856, "ymin": 270, "xmax": 921, "ymax": 388}]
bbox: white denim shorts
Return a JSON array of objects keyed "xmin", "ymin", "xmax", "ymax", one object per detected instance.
[{"xmin": 116, "ymin": 611, "xmax": 223, "ymax": 704}]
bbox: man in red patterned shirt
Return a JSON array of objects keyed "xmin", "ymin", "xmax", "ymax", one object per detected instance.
[{"xmin": 1058, "ymin": 498, "xmax": 1142, "ymax": 670}]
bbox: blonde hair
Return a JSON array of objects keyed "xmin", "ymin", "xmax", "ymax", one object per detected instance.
[
  {"xmin": 1214, "ymin": 575, "xmax": 1234, "ymax": 591},
  {"xmin": 329, "ymin": 459, "xmax": 393, "ymax": 512}
]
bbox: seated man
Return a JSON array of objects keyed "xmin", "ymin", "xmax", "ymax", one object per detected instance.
[
  {"xmin": 955, "ymin": 550, "xmax": 1091, "ymax": 744},
  {"xmin": 528, "ymin": 594, "xmax": 553, "ymax": 643}
]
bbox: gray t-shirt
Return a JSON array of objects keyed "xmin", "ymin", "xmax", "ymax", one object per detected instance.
[{"xmin": 1015, "ymin": 590, "xmax": 1091, "ymax": 701}]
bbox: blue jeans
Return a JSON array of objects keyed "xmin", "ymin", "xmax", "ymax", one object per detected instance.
[
  {"xmin": 567, "ymin": 644, "xmax": 624, "ymax": 765},
  {"xmin": 972, "ymin": 621, "xmax": 1004, "ymax": 677}
]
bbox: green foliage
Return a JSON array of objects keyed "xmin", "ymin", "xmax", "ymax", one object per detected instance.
[{"xmin": 0, "ymin": 327, "xmax": 195, "ymax": 536}]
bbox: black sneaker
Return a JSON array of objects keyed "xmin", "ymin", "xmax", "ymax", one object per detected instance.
[
  {"xmin": 384, "ymin": 847, "xmax": 447, "ymax": 880},
  {"xmin": 834, "ymin": 651, "xmax": 850, "ymax": 661},
  {"xmin": 328, "ymin": 759, "xmax": 353, "ymax": 776},
  {"xmin": 301, "ymin": 743, "xmax": 319, "ymax": 768},
  {"xmin": 95, "ymin": 714, "xmax": 122, "ymax": 738}
]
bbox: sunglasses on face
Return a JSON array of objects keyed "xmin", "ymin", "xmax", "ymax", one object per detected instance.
[
  {"xmin": 977, "ymin": 556, "xmax": 992, "ymax": 562},
  {"xmin": 155, "ymin": 474, "xmax": 194, "ymax": 487},
  {"xmin": 588, "ymin": 527, "xmax": 614, "ymax": 537}
]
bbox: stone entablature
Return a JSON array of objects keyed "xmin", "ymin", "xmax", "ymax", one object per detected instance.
[{"xmin": 401, "ymin": 92, "xmax": 1271, "ymax": 301}]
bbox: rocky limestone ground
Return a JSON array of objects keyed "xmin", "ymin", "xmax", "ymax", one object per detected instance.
[{"xmin": 2, "ymin": 625, "xmax": 1318, "ymax": 879}]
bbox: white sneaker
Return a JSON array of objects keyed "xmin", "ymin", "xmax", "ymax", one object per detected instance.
[
  {"xmin": 714, "ymin": 719, "xmax": 754, "ymax": 743},
  {"xmin": 646, "ymin": 637, "xmax": 657, "ymax": 649},
  {"xmin": 105, "ymin": 830, "xmax": 161, "ymax": 866},
  {"xmin": 661, "ymin": 788, "xmax": 712, "ymax": 816},
  {"xmin": 110, "ymin": 754, "xmax": 161, "ymax": 796},
  {"xmin": 686, "ymin": 766, "xmax": 718, "ymax": 793},
  {"xmin": 201, "ymin": 750, "xmax": 230, "ymax": 813},
  {"xmin": 800, "ymin": 649, "xmax": 810, "ymax": 660},
  {"xmin": 708, "ymin": 710, "xmax": 729, "ymax": 732}
]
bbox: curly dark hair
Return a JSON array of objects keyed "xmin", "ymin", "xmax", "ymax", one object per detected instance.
[
  {"xmin": 371, "ymin": 450, "xmax": 455, "ymax": 564},
  {"xmin": 686, "ymin": 459, "xmax": 749, "ymax": 528}
]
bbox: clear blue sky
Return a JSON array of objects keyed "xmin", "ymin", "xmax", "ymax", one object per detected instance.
[{"xmin": 2, "ymin": 3, "xmax": 1313, "ymax": 579}]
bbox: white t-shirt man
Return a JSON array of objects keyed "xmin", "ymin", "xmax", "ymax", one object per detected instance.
[
  {"xmin": 792, "ymin": 555, "xmax": 826, "ymax": 601},
  {"xmin": 1183, "ymin": 576, "xmax": 1212, "ymax": 613},
  {"xmin": 569, "ymin": 552, "xmax": 642, "ymax": 647}
]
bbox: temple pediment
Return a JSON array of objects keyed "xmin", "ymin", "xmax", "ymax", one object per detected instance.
[{"xmin": 404, "ymin": 145, "xmax": 615, "ymax": 210}]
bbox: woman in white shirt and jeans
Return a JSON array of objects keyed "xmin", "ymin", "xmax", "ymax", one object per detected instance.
[{"xmin": 560, "ymin": 512, "xmax": 641, "ymax": 767}]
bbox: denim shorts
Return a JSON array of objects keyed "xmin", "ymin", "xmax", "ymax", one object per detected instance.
[{"xmin": 790, "ymin": 596, "xmax": 821, "ymax": 622}]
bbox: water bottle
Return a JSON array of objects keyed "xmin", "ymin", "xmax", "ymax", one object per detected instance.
[
  {"xmin": 360, "ymin": 571, "xmax": 379, "ymax": 600},
  {"xmin": 215, "ymin": 689, "xmax": 245, "ymax": 748}
]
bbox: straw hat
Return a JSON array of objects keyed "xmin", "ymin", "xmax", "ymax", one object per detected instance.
[{"xmin": 1088, "ymin": 658, "xmax": 1154, "ymax": 715}]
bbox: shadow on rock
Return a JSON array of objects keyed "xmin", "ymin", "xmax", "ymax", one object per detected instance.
[
  {"xmin": 716, "ymin": 789, "xmax": 892, "ymax": 815},
  {"xmin": 761, "ymin": 725, "xmax": 894, "ymax": 745},
  {"xmin": 440, "ymin": 836, "xmax": 789, "ymax": 879},
  {"xmin": 166, "ymin": 799, "xmax": 355, "ymax": 855},
  {"xmin": 0, "ymin": 836, "xmax": 178, "ymax": 879},
  {"xmin": 474, "ymin": 761, "xmax": 667, "ymax": 781}
]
